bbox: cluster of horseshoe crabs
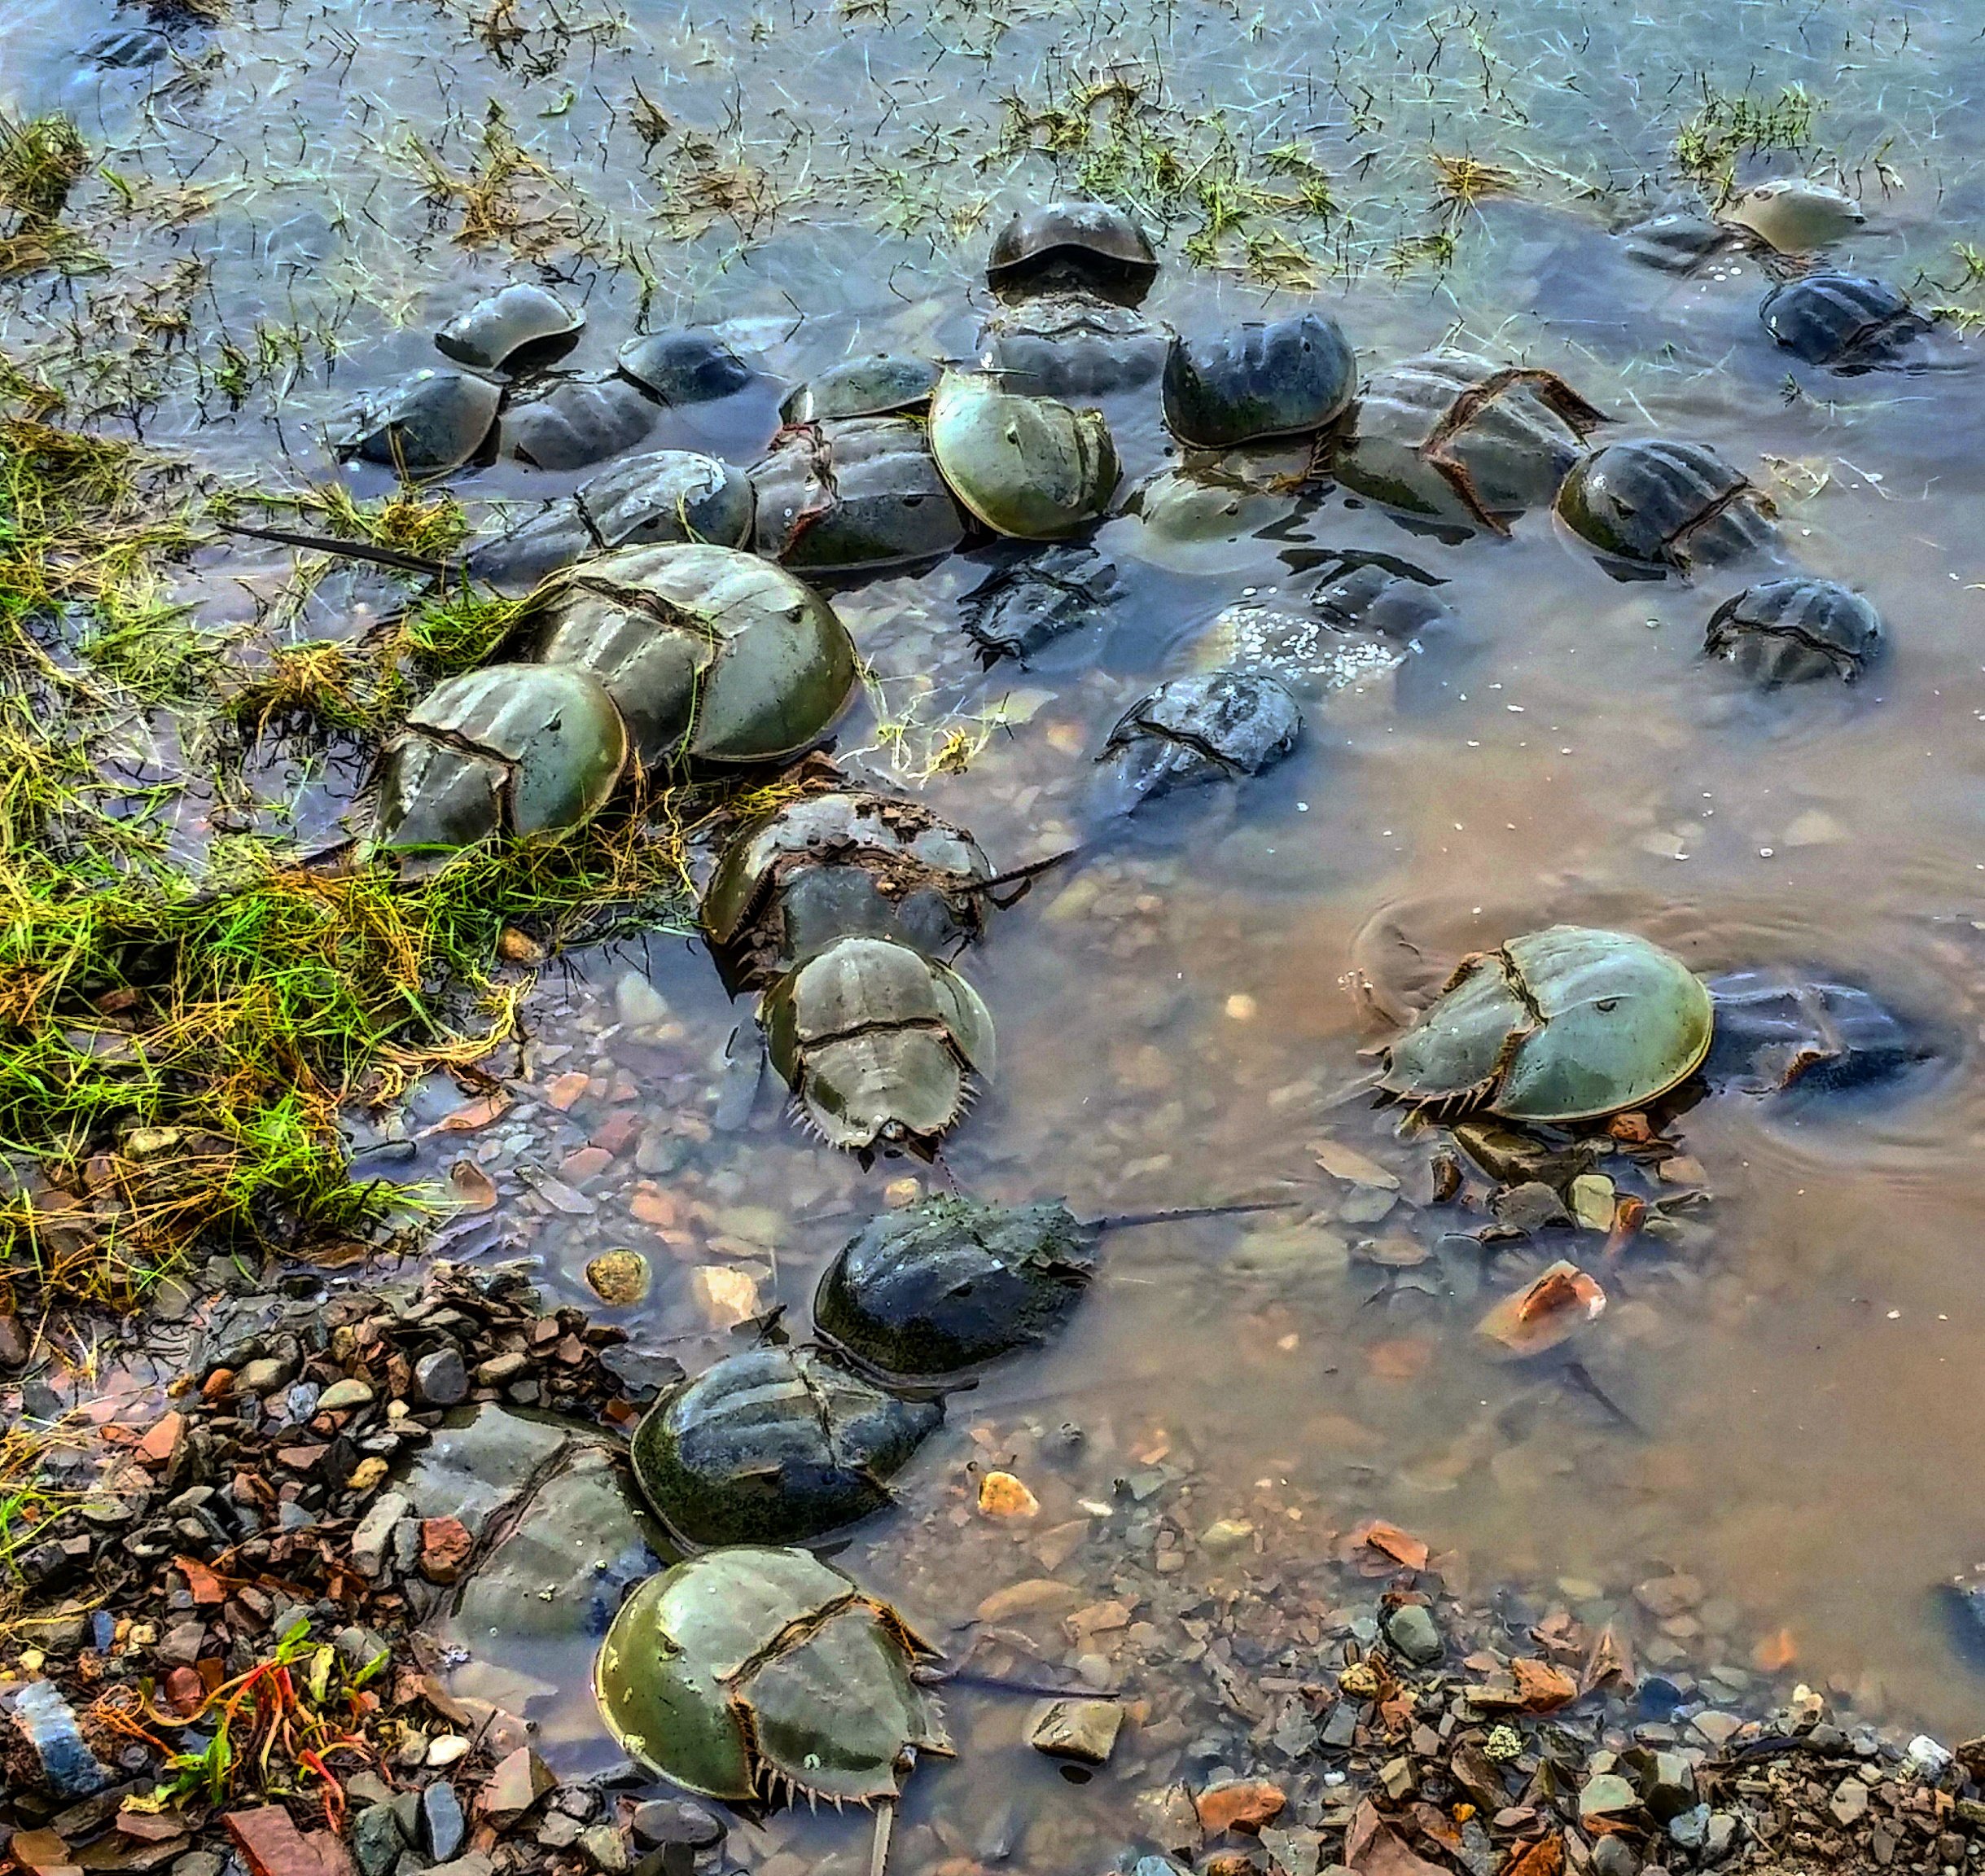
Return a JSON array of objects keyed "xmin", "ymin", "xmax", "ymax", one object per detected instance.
[{"xmin": 305, "ymin": 190, "xmax": 1943, "ymax": 1836}]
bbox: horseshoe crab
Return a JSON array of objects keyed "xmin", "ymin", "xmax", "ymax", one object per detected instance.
[
  {"xmin": 1162, "ymin": 313, "xmax": 1356, "ymax": 449},
  {"xmin": 1334, "ymin": 354, "xmax": 1604, "ymax": 533},
  {"xmin": 815, "ymin": 1194, "xmax": 1098, "ymax": 1383},
  {"xmin": 1118, "ymin": 462, "xmax": 1301, "ymax": 572},
  {"xmin": 763, "ymin": 936, "xmax": 995, "ymax": 1155},
  {"xmin": 1703, "ymin": 576, "xmax": 1885, "ymax": 686},
  {"xmin": 1555, "ymin": 440, "xmax": 1777, "ymax": 575},
  {"xmin": 1702, "ymin": 969, "xmax": 1941, "ymax": 1096},
  {"xmin": 750, "ymin": 419, "xmax": 967, "ymax": 572},
  {"xmin": 537, "ymin": 543, "xmax": 857, "ymax": 769},
  {"xmin": 703, "ymin": 788, "xmax": 994, "ymax": 993},
  {"xmin": 927, "ymin": 370, "xmax": 1119, "ymax": 540},
  {"xmin": 334, "ymin": 370, "xmax": 502, "ymax": 477},
  {"xmin": 1099, "ymin": 669, "xmax": 1302, "ymax": 806},
  {"xmin": 503, "ymin": 375, "xmax": 660, "ymax": 471},
  {"xmin": 467, "ymin": 449, "xmax": 754, "ymax": 593},
  {"xmin": 986, "ymin": 200, "xmax": 1158, "ymax": 305},
  {"xmin": 781, "ymin": 356, "xmax": 940, "ymax": 424},
  {"xmin": 594, "ymin": 1546, "xmax": 947, "ymax": 1804},
  {"xmin": 629, "ymin": 1346, "xmax": 941, "ymax": 1549},
  {"xmin": 979, "ymin": 293, "xmax": 1170, "ymax": 396},
  {"xmin": 1312, "ymin": 557, "xmax": 1452, "ymax": 639},
  {"xmin": 375, "ymin": 663, "xmax": 628, "ymax": 865},
  {"xmin": 1720, "ymin": 178, "xmax": 1864, "ymax": 253},
  {"xmin": 1759, "ymin": 272, "xmax": 1930, "ymax": 370},
  {"xmin": 435, "ymin": 283, "xmax": 584, "ymax": 374},
  {"xmin": 1378, "ymin": 926, "xmax": 1714, "ymax": 1124},
  {"xmin": 957, "ymin": 543, "xmax": 1120, "ymax": 663},
  {"xmin": 616, "ymin": 330, "xmax": 755, "ymax": 405}
]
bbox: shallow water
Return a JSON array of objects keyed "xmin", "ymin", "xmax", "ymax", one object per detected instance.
[{"xmin": 14, "ymin": 0, "xmax": 1985, "ymax": 1853}]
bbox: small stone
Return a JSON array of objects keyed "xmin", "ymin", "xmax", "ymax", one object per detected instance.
[
  {"xmin": 346, "ymin": 1456, "xmax": 389, "ymax": 1494},
  {"xmin": 1830, "ymin": 1777, "xmax": 1869, "ymax": 1826},
  {"xmin": 423, "ymin": 1780, "xmax": 467, "ymax": 1861},
  {"xmin": 1194, "ymin": 1779, "xmax": 1286, "ymax": 1835},
  {"xmin": 480, "ymin": 1747, "xmax": 556, "ymax": 1826},
  {"xmin": 1570, "ymin": 1172, "xmax": 1617, "ymax": 1231},
  {"xmin": 1634, "ymin": 1574, "xmax": 1702, "ymax": 1619},
  {"xmin": 414, "ymin": 1348, "xmax": 470, "ymax": 1406},
  {"xmin": 475, "ymin": 1351, "xmax": 530, "ymax": 1386},
  {"xmin": 1592, "ymin": 1836, "xmax": 1639, "ymax": 1876},
  {"xmin": 616, "ymin": 972, "xmax": 671, "ymax": 1028},
  {"xmin": 629, "ymin": 1800, "xmax": 724, "ymax": 1851},
  {"xmin": 1137, "ymin": 1784, "xmax": 1203, "ymax": 1857},
  {"xmin": 975, "ymin": 1579, "xmax": 1082, "ymax": 1622},
  {"xmin": 1668, "ymin": 1803, "xmax": 1711, "ymax": 1851},
  {"xmin": 1384, "ymin": 1603, "xmax": 1443, "ymax": 1665},
  {"xmin": 1259, "ymin": 1827, "xmax": 1323, "ymax": 1876},
  {"xmin": 427, "ymin": 1734, "xmax": 470, "ymax": 1769},
  {"xmin": 1703, "ymin": 1813, "xmax": 1737, "ymax": 1861},
  {"xmin": 688, "ymin": 1265, "xmax": 760, "ymax": 1329},
  {"xmin": 318, "ymin": 1379, "xmax": 375, "ymax": 1414},
  {"xmin": 237, "ymin": 1357, "xmax": 292, "ymax": 1395},
  {"xmin": 222, "ymin": 1805, "xmax": 342, "ymax": 1876},
  {"xmin": 1492, "ymin": 1181, "xmax": 1572, "ymax": 1232},
  {"xmin": 1689, "ymin": 1710, "xmax": 1742, "ymax": 1749},
  {"xmin": 545, "ymin": 1070, "xmax": 591, "ymax": 1111},
  {"xmin": 978, "ymin": 1471, "xmax": 1041, "ymax": 1519},
  {"xmin": 578, "ymin": 1823, "xmax": 629, "ymax": 1872},
  {"xmin": 1623, "ymin": 1747, "xmax": 1697, "ymax": 1821},
  {"xmin": 158, "ymin": 1619, "xmax": 208, "ymax": 1666},
  {"xmin": 1580, "ymin": 1773, "xmax": 1640, "ymax": 1823},
  {"xmin": 349, "ymin": 1804, "xmax": 408, "ymax": 1876},
  {"xmin": 1199, "ymin": 1519, "xmax": 1255, "ymax": 1558},
  {"xmin": 420, "ymin": 1516, "xmax": 474, "ymax": 1585},
  {"xmin": 497, "ymin": 927, "xmax": 544, "ymax": 964},
  {"xmin": 1027, "ymin": 1697, "xmax": 1123, "ymax": 1764},
  {"xmin": 173, "ymin": 1855, "xmax": 225, "ymax": 1876},
  {"xmin": 350, "ymin": 1491, "xmax": 411, "ymax": 1578},
  {"xmin": 585, "ymin": 1250, "xmax": 651, "ymax": 1308},
  {"xmin": 1378, "ymin": 1755, "xmax": 1417, "ymax": 1800}
]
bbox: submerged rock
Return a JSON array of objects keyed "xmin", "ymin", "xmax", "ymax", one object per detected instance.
[{"xmin": 1098, "ymin": 669, "xmax": 1302, "ymax": 806}]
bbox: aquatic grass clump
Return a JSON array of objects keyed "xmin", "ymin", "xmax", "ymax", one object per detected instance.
[
  {"xmin": 0, "ymin": 113, "xmax": 99, "ymax": 280},
  {"xmin": 1675, "ymin": 84, "xmax": 1817, "ymax": 191}
]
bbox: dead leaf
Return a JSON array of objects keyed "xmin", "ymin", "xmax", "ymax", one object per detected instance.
[
  {"xmin": 1751, "ymin": 1626, "xmax": 1798, "ymax": 1672},
  {"xmin": 1582, "ymin": 1620, "xmax": 1635, "ymax": 1693},
  {"xmin": 423, "ymin": 1093, "xmax": 510, "ymax": 1136},
  {"xmin": 447, "ymin": 1160, "xmax": 497, "ymax": 1212},
  {"xmin": 1476, "ymin": 1260, "xmax": 1606, "ymax": 1360},
  {"xmin": 1353, "ymin": 1520, "xmax": 1431, "ymax": 1572}
]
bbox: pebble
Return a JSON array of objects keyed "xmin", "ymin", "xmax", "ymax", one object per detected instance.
[
  {"xmin": 423, "ymin": 1778, "xmax": 467, "ymax": 1860},
  {"xmin": 317, "ymin": 1379, "xmax": 375, "ymax": 1413},
  {"xmin": 978, "ymin": 1471, "xmax": 1041, "ymax": 1519},
  {"xmin": 1384, "ymin": 1602, "xmax": 1444, "ymax": 1665},
  {"xmin": 689, "ymin": 1265, "xmax": 760, "ymax": 1328},
  {"xmin": 1194, "ymin": 1779, "xmax": 1286, "ymax": 1835},
  {"xmin": 578, "ymin": 1822, "xmax": 630, "ymax": 1872},
  {"xmin": 1027, "ymin": 1696, "xmax": 1124, "ymax": 1764},
  {"xmin": 414, "ymin": 1348, "xmax": 470, "ymax": 1406},
  {"xmin": 480, "ymin": 1747, "xmax": 557, "ymax": 1826},
  {"xmin": 584, "ymin": 1249, "xmax": 651, "ymax": 1307}
]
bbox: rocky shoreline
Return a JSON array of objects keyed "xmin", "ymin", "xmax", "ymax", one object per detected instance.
[{"xmin": 2, "ymin": 1258, "xmax": 1979, "ymax": 1876}]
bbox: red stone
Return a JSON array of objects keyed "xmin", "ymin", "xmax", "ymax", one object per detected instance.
[
  {"xmin": 420, "ymin": 1516, "xmax": 473, "ymax": 1585},
  {"xmin": 164, "ymin": 1665, "xmax": 205, "ymax": 1716},
  {"xmin": 560, "ymin": 1146, "xmax": 613, "ymax": 1184},
  {"xmin": 589, "ymin": 1111, "xmax": 644, "ymax": 1156},
  {"xmin": 137, "ymin": 1411, "xmax": 184, "ymax": 1466},
  {"xmin": 1194, "ymin": 1780, "xmax": 1286, "ymax": 1835},
  {"xmin": 223, "ymin": 1806, "xmax": 353, "ymax": 1876}
]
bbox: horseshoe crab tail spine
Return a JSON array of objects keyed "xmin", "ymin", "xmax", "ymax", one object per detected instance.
[
  {"xmin": 1089, "ymin": 1198, "xmax": 1298, "ymax": 1231},
  {"xmin": 216, "ymin": 520, "xmax": 460, "ymax": 579},
  {"xmin": 869, "ymin": 1796, "xmax": 896, "ymax": 1876}
]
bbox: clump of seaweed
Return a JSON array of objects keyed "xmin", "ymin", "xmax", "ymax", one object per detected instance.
[{"xmin": 0, "ymin": 113, "xmax": 98, "ymax": 280}]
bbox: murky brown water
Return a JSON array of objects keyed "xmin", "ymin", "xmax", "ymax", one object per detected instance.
[{"xmin": 15, "ymin": 0, "xmax": 1985, "ymax": 1855}]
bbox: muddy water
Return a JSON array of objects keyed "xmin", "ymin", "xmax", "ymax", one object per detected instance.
[{"xmin": 15, "ymin": 0, "xmax": 1985, "ymax": 1851}]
